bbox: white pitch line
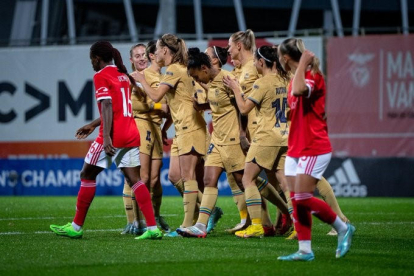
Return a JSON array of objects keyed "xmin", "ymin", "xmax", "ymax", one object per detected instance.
[{"xmin": 0, "ymin": 214, "xmax": 178, "ymax": 221}]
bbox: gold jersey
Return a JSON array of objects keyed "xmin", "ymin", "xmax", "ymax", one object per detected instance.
[
  {"xmin": 160, "ymin": 63, "xmax": 206, "ymax": 135},
  {"xmin": 239, "ymin": 58, "xmax": 260, "ymax": 137},
  {"xmin": 132, "ymin": 68, "xmax": 166, "ymax": 125},
  {"xmin": 231, "ymin": 66, "xmax": 243, "ymax": 79},
  {"xmin": 193, "ymin": 80, "xmax": 208, "ymax": 104},
  {"xmin": 247, "ymin": 73, "xmax": 289, "ymax": 146},
  {"xmin": 208, "ymin": 69, "xmax": 240, "ymax": 145}
]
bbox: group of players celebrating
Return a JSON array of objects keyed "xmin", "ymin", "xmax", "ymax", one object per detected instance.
[{"xmin": 50, "ymin": 29, "xmax": 356, "ymax": 261}]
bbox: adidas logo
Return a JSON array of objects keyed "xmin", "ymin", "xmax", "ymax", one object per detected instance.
[{"xmin": 326, "ymin": 159, "xmax": 367, "ymax": 197}]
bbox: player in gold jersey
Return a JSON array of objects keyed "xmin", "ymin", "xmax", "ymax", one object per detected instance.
[
  {"xmin": 133, "ymin": 34, "xmax": 207, "ymax": 235},
  {"xmin": 224, "ymin": 45, "xmax": 292, "ymax": 238},
  {"xmin": 130, "ymin": 40, "xmax": 170, "ymax": 233}
]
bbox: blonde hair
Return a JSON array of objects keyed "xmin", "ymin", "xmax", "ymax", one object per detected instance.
[
  {"xmin": 279, "ymin": 38, "xmax": 321, "ymax": 75},
  {"xmin": 159, "ymin": 34, "xmax": 188, "ymax": 66},
  {"xmin": 129, "ymin": 43, "xmax": 146, "ymax": 71},
  {"xmin": 230, "ymin": 29, "xmax": 256, "ymax": 53}
]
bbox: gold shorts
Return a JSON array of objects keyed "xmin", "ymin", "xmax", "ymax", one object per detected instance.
[
  {"xmin": 205, "ymin": 143, "xmax": 245, "ymax": 173},
  {"xmin": 135, "ymin": 118, "xmax": 163, "ymax": 159},
  {"xmin": 170, "ymin": 137, "xmax": 178, "ymax": 157},
  {"xmin": 245, "ymin": 145, "xmax": 287, "ymax": 171},
  {"xmin": 176, "ymin": 128, "xmax": 207, "ymax": 156}
]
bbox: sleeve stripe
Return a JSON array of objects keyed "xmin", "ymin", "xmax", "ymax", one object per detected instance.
[
  {"xmin": 160, "ymin": 82, "xmax": 174, "ymax": 88},
  {"xmin": 305, "ymin": 84, "xmax": 312, "ymax": 98},
  {"xmin": 96, "ymin": 96, "xmax": 112, "ymax": 101},
  {"xmin": 247, "ymin": 97, "xmax": 260, "ymax": 104}
]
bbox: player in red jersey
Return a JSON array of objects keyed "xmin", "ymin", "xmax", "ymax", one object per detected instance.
[
  {"xmin": 277, "ymin": 38, "xmax": 355, "ymax": 261},
  {"xmin": 50, "ymin": 41, "xmax": 162, "ymax": 240}
]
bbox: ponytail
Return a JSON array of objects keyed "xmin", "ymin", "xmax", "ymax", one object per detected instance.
[
  {"xmin": 230, "ymin": 29, "xmax": 256, "ymax": 53},
  {"xmin": 159, "ymin": 34, "xmax": 188, "ymax": 66}
]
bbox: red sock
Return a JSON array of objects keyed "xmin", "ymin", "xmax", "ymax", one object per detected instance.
[
  {"xmin": 295, "ymin": 193, "xmax": 313, "ymax": 241},
  {"xmin": 307, "ymin": 196, "xmax": 337, "ymax": 224},
  {"xmin": 73, "ymin": 179, "xmax": 96, "ymax": 226},
  {"xmin": 132, "ymin": 181, "xmax": 156, "ymax": 227}
]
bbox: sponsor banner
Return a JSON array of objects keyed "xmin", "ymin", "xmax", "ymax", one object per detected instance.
[
  {"xmin": 327, "ymin": 35, "xmax": 414, "ymax": 157},
  {"xmin": 324, "ymin": 157, "xmax": 414, "ymax": 197},
  {"xmin": 0, "ymin": 40, "xmax": 208, "ymax": 143},
  {"xmin": 0, "ymin": 158, "xmax": 231, "ymax": 196}
]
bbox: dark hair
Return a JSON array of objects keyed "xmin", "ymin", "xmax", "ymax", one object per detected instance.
[
  {"xmin": 212, "ymin": 46, "xmax": 228, "ymax": 67},
  {"xmin": 279, "ymin": 37, "xmax": 321, "ymax": 75},
  {"xmin": 255, "ymin": 45, "xmax": 278, "ymax": 68},
  {"xmin": 187, "ymin": 47, "xmax": 211, "ymax": 70},
  {"xmin": 273, "ymin": 45, "xmax": 290, "ymax": 82},
  {"xmin": 146, "ymin": 40, "xmax": 157, "ymax": 59},
  {"xmin": 90, "ymin": 41, "xmax": 136, "ymax": 87},
  {"xmin": 159, "ymin": 34, "xmax": 188, "ymax": 65}
]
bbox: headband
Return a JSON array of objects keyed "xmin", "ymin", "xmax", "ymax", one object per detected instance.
[
  {"xmin": 258, "ymin": 47, "xmax": 272, "ymax": 63},
  {"xmin": 213, "ymin": 46, "xmax": 223, "ymax": 66}
]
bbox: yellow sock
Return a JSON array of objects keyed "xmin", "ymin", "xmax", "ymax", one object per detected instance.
[
  {"xmin": 317, "ymin": 177, "xmax": 347, "ymax": 221},
  {"xmin": 122, "ymin": 183, "xmax": 134, "ymax": 224},
  {"xmin": 245, "ymin": 186, "xmax": 262, "ymax": 224},
  {"xmin": 182, "ymin": 180, "xmax": 199, "ymax": 227},
  {"xmin": 173, "ymin": 179, "xmax": 184, "ymax": 197},
  {"xmin": 197, "ymin": 187, "xmax": 218, "ymax": 226},
  {"xmin": 227, "ymin": 173, "xmax": 247, "ymax": 221},
  {"xmin": 151, "ymin": 183, "xmax": 163, "ymax": 217}
]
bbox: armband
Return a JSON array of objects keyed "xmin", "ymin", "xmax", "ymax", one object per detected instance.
[{"xmin": 153, "ymin": 103, "xmax": 162, "ymax": 110}]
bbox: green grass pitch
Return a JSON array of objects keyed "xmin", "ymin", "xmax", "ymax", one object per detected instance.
[{"xmin": 1, "ymin": 196, "xmax": 413, "ymax": 275}]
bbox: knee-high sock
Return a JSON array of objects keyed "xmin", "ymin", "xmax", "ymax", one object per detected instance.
[
  {"xmin": 122, "ymin": 183, "xmax": 134, "ymax": 224},
  {"xmin": 151, "ymin": 184, "xmax": 163, "ymax": 217},
  {"xmin": 73, "ymin": 179, "xmax": 96, "ymax": 226},
  {"xmin": 227, "ymin": 173, "xmax": 247, "ymax": 222},
  {"xmin": 131, "ymin": 181, "xmax": 156, "ymax": 227},
  {"xmin": 245, "ymin": 186, "xmax": 262, "ymax": 225},
  {"xmin": 261, "ymin": 199, "xmax": 273, "ymax": 226},
  {"xmin": 295, "ymin": 192, "xmax": 338, "ymax": 241},
  {"xmin": 317, "ymin": 177, "xmax": 347, "ymax": 221},
  {"xmin": 173, "ymin": 179, "xmax": 185, "ymax": 197},
  {"xmin": 197, "ymin": 187, "xmax": 218, "ymax": 226},
  {"xmin": 182, "ymin": 180, "xmax": 199, "ymax": 227},
  {"xmin": 256, "ymin": 177, "xmax": 289, "ymax": 215}
]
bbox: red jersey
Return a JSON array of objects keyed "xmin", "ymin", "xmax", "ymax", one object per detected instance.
[
  {"xmin": 93, "ymin": 65, "xmax": 140, "ymax": 148},
  {"xmin": 287, "ymin": 70, "xmax": 331, "ymax": 157}
]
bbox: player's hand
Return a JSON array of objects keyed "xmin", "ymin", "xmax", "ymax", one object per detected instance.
[
  {"xmin": 223, "ymin": 75, "xmax": 240, "ymax": 92},
  {"xmin": 240, "ymin": 136, "xmax": 250, "ymax": 151},
  {"xmin": 75, "ymin": 124, "xmax": 96, "ymax": 139},
  {"xmin": 103, "ymin": 136, "xmax": 116, "ymax": 156},
  {"xmin": 300, "ymin": 50, "xmax": 315, "ymax": 66},
  {"xmin": 131, "ymin": 71, "xmax": 145, "ymax": 83},
  {"xmin": 162, "ymin": 130, "xmax": 169, "ymax": 146}
]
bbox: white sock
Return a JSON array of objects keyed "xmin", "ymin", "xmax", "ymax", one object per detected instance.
[
  {"xmin": 298, "ymin": 240, "xmax": 312, "ymax": 254},
  {"xmin": 147, "ymin": 226, "xmax": 157, "ymax": 231},
  {"xmin": 195, "ymin": 222, "xmax": 207, "ymax": 232},
  {"xmin": 71, "ymin": 222, "xmax": 81, "ymax": 231},
  {"xmin": 332, "ymin": 216, "xmax": 347, "ymax": 235}
]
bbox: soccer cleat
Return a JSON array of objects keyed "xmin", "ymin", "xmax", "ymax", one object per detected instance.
[
  {"xmin": 156, "ymin": 216, "xmax": 171, "ymax": 233},
  {"xmin": 336, "ymin": 223, "xmax": 356, "ymax": 258},
  {"xmin": 206, "ymin": 207, "xmax": 223, "ymax": 233},
  {"xmin": 176, "ymin": 226, "xmax": 207, "ymax": 238},
  {"xmin": 121, "ymin": 223, "xmax": 133, "ymax": 234},
  {"xmin": 263, "ymin": 225, "xmax": 276, "ymax": 237},
  {"xmin": 235, "ymin": 224, "xmax": 264, "ymax": 238},
  {"xmin": 278, "ymin": 251, "xmax": 315, "ymax": 261},
  {"xmin": 164, "ymin": 230, "xmax": 181, "ymax": 237},
  {"xmin": 135, "ymin": 228, "xmax": 163, "ymax": 240},
  {"xmin": 226, "ymin": 222, "xmax": 248, "ymax": 234},
  {"xmin": 50, "ymin": 222, "xmax": 83, "ymax": 239},
  {"xmin": 286, "ymin": 230, "xmax": 297, "ymax": 240}
]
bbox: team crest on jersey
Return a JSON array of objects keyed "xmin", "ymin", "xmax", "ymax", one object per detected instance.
[
  {"xmin": 244, "ymin": 73, "xmax": 250, "ymax": 79},
  {"xmin": 166, "ymin": 71, "xmax": 174, "ymax": 76},
  {"xmin": 215, "ymin": 89, "xmax": 219, "ymax": 96}
]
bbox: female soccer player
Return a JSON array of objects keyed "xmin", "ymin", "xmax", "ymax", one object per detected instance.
[
  {"xmin": 130, "ymin": 40, "xmax": 170, "ymax": 233},
  {"xmin": 223, "ymin": 45, "xmax": 292, "ymax": 238},
  {"xmin": 276, "ymin": 38, "xmax": 355, "ymax": 261},
  {"xmin": 133, "ymin": 34, "xmax": 207, "ymax": 232},
  {"xmin": 50, "ymin": 41, "xmax": 162, "ymax": 240}
]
